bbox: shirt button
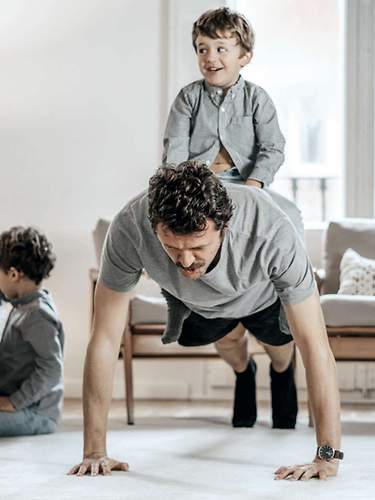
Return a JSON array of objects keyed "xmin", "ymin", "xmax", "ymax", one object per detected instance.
[
  {"xmin": 221, "ymin": 107, "xmax": 225, "ymax": 112},
  {"xmin": 217, "ymin": 89, "xmax": 223, "ymax": 95}
]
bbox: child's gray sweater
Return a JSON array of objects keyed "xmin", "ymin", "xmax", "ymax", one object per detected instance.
[{"xmin": 0, "ymin": 289, "xmax": 64, "ymax": 423}]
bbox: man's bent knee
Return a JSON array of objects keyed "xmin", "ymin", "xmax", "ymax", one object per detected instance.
[
  {"xmin": 259, "ymin": 341, "xmax": 294, "ymax": 373},
  {"xmin": 214, "ymin": 323, "xmax": 246, "ymax": 349},
  {"xmin": 214, "ymin": 324, "xmax": 248, "ymax": 372}
]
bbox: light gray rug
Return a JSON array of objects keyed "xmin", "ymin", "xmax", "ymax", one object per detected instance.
[{"xmin": 1, "ymin": 416, "xmax": 374, "ymax": 500}]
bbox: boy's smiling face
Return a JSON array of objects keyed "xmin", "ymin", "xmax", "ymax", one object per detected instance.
[{"xmin": 196, "ymin": 32, "xmax": 251, "ymax": 89}]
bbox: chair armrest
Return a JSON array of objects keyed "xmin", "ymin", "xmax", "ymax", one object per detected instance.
[{"xmin": 313, "ymin": 267, "xmax": 326, "ymax": 294}]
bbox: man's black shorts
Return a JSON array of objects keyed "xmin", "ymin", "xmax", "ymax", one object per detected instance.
[{"xmin": 178, "ymin": 298, "xmax": 293, "ymax": 347}]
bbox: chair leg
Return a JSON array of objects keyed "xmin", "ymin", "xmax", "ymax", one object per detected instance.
[
  {"xmin": 123, "ymin": 323, "xmax": 134, "ymax": 425},
  {"xmin": 293, "ymin": 346, "xmax": 313, "ymax": 427},
  {"xmin": 292, "ymin": 346, "xmax": 314, "ymax": 427},
  {"xmin": 307, "ymin": 396, "xmax": 314, "ymax": 428}
]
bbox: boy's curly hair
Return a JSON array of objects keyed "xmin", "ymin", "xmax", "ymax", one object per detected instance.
[
  {"xmin": 192, "ymin": 7, "xmax": 255, "ymax": 56},
  {"xmin": 148, "ymin": 161, "xmax": 234, "ymax": 235},
  {"xmin": 0, "ymin": 226, "xmax": 56, "ymax": 285}
]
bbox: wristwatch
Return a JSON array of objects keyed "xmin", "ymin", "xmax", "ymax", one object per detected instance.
[{"xmin": 316, "ymin": 444, "xmax": 344, "ymax": 461}]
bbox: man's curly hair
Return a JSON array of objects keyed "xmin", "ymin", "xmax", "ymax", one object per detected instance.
[
  {"xmin": 148, "ymin": 161, "xmax": 234, "ymax": 234},
  {"xmin": 0, "ymin": 226, "xmax": 56, "ymax": 285}
]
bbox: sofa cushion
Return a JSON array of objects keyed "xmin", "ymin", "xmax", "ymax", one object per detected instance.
[
  {"xmin": 323, "ymin": 219, "xmax": 375, "ymax": 294},
  {"xmin": 131, "ymin": 295, "xmax": 167, "ymax": 325},
  {"xmin": 320, "ymin": 294, "xmax": 375, "ymax": 327},
  {"xmin": 338, "ymin": 248, "xmax": 375, "ymax": 296}
]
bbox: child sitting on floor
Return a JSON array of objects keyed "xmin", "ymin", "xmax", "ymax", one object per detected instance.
[{"xmin": 0, "ymin": 226, "xmax": 64, "ymax": 436}]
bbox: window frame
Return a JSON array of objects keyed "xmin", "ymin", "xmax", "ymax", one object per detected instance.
[{"xmin": 345, "ymin": 0, "xmax": 375, "ymax": 217}]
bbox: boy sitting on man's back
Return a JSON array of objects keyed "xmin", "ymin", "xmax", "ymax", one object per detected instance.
[{"xmin": 161, "ymin": 8, "xmax": 302, "ymax": 429}]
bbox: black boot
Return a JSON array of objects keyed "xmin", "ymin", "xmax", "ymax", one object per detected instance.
[
  {"xmin": 232, "ymin": 358, "xmax": 257, "ymax": 428},
  {"xmin": 270, "ymin": 361, "xmax": 298, "ymax": 429}
]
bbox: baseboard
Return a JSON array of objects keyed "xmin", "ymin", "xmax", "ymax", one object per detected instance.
[
  {"xmin": 65, "ymin": 378, "xmax": 375, "ymax": 404},
  {"xmin": 63, "ymin": 379, "xmax": 304, "ymax": 403}
]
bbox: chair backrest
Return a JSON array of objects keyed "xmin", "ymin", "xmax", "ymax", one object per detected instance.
[
  {"xmin": 92, "ymin": 218, "xmax": 111, "ymax": 267},
  {"xmin": 322, "ymin": 218, "xmax": 375, "ymax": 294}
]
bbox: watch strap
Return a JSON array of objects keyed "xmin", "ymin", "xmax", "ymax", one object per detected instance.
[{"xmin": 317, "ymin": 445, "xmax": 344, "ymax": 460}]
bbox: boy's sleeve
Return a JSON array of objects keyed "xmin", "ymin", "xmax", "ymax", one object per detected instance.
[
  {"xmin": 9, "ymin": 312, "xmax": 64, "ymax": 410},
  {"xmin": 249, "ymin": 87, "xmax": 286, "ymax": 186},
  {"xmin": 265, "ymin": 219, "xmax": 316, "ymax": 305},
  {"xmin": 162, "ymin": 89, "xmax": 193, "ymax": 165}
]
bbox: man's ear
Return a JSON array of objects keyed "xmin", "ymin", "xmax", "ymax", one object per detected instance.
[{"xmin": 240, "ymin": 51, "xmax": 252, "ymax": 67}]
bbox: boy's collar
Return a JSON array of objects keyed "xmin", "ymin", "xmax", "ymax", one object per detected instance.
[
  {"xmin": 9, "ymin": 289, "xmax": 45, "ymax": 307},
  {"xmin": 204, "ymin": 75, "xmax": 245, "ymax": 100}
]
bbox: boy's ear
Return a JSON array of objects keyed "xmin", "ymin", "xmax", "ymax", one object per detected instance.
[
  {"xmin": 8, "ymin": 267, "xmax": 22, "ymax": 282},
  {"xmin": 240, "ymin": 52, "xmax": 252, "ymax": 67}
]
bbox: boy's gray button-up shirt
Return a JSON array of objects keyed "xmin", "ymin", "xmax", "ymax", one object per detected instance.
[{"xmin": 163, "ymin": 77, "xmax": 285, "ymax": 186}]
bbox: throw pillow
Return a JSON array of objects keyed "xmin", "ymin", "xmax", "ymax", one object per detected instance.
[{"xmin": 338, "ymin": 248, "xmax": 375, "ymax": 296}]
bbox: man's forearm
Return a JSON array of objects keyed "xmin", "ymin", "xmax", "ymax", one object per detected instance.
[
  {"xmin": 304, "ymin": 348, "xmax": 341, "ymax": 450},
  {"xmin": 285, "ymin": 293, "xmax": 341, "ymax": 453},
  {"xmin": 83, "ymin": 335, "xmax": 120, "ymax": 457}
]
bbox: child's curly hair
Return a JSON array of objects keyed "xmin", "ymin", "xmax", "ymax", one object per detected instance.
[
  {"xmin": 0, "ymin": 226, "xmax": 56, "ymax": 285},
  {"xmin": 192, "ymin": 7, "xmax": 255, "ymax": 56}
]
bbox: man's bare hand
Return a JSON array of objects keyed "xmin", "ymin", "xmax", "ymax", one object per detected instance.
[
  {"xmin": 0, "ymin": 396, "xmax": 16, "ymax": 412},
  {"xmin": 274, "ymin": 459, "xmax": 338, "ymax": 481},
  {"xmin": 68, "ymin": 456, "xmax": 129, "ymax": 476}
]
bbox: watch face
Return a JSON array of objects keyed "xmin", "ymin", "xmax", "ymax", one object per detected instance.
[{"xmin": 319, "ymin": 445, "xmax": 334, "ymax": 460}]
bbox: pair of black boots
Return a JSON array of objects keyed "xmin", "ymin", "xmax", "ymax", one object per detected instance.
[{"xmin": 232, "ymin": 358, "xmax": 297, "ymax": 429}]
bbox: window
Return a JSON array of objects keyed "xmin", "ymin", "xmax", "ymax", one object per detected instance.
[{"xmin": 233, "ymin": 0, "xmax": 344, "ymax": 223}]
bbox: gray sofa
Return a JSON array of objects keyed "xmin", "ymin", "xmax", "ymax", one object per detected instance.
[{"xmin": 319, "ymin": 219, "xmax": 375, "ymax": 328}]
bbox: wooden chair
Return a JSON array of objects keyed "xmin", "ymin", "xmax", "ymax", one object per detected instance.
[{"xmin": 90, "ymin": 269, "xmax": 267, "ymax": 425}]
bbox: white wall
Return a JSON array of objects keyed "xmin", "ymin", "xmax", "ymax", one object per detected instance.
[
  {"xmin": 166, "ymin": 0, "xmax": 225, "ymax": 104},
  {"xmin": 0, "ymin": 0, "xmax": 165, "ymax": 396}
]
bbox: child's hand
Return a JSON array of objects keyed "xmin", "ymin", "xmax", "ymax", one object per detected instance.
[
  {"xmin": 0, "ymin": 396, "xmax": 16, "ymax": 412},
  {"xmin": 245, "ymin": 179, "xmax": 263, "ymax": 188}
]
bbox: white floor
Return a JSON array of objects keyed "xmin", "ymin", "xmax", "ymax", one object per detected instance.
[{"xmin": 1, "ymin": 401, "xmax": 374, "ymax": 500}]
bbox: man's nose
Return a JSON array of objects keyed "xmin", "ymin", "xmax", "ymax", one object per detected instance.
[{"xmin": 178, "ymin": 251, "xmax": 195, "ymax": 268}]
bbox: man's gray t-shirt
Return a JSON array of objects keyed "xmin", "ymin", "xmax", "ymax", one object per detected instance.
[{"xmin": 99, "ymin": 185, "xmax": 315, "ymax": 319}]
